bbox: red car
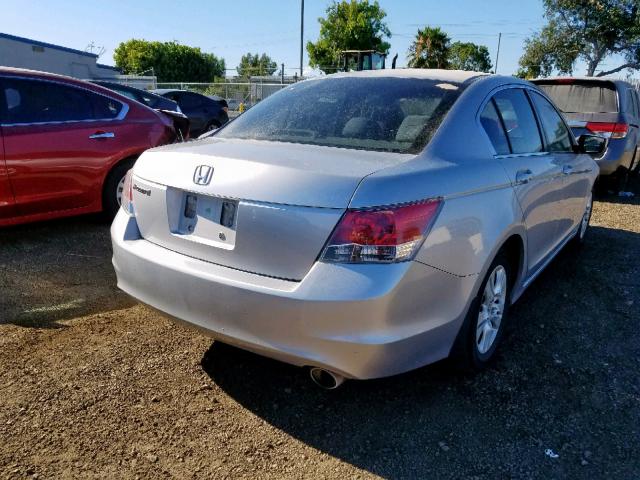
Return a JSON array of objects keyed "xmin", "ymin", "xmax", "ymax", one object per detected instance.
[{"xmin": 0, "ymin": 68, "xmax": 178, "ymax": 227}]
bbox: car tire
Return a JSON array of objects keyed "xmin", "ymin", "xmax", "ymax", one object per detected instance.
[
  {"xmin": 451, "ymin": 251, "xmax": 512, "ymax": 371},
  {"xmin": 633, "ymin": 152, "xmax": 640, "ymax": 176},
  {"xmin": 103, "ymin": 159, "xmax": 135, "ymax": 219},
  {"xmin": 615, "ymin": 166, "xmax": 630, "ymax": 193},
  {"xmin": 569, "ymin": 191, "xmax": 593, "ymax": 250},
  {"xmin": 205, "ymin": 121, "xmax": 221, "ymax": 132}
]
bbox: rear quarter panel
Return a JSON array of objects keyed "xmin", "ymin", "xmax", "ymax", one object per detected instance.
[{"xmin": 350, "ymin": 76, "xmax": 527, "ymax": 295}]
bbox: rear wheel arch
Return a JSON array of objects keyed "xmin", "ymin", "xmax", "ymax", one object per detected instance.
[
  {"xmin": 472, "ymin": 232, "xmax": 525, "ymax": 304},
  {"xmin": 451, "ymin": 244, "xmax": 517, "ymax": 370}
]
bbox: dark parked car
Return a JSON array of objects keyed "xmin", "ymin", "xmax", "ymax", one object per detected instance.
[
  {"xmin": 532, "ymin": 77, "xmax": 640, "ymax": 190},
  {"xmin": 0, "ymin": 67, "xmax": 180, "ymax": 226},
  {"xmin": 92, "ymin": 81, "xmax": 180, "ymax": 112},
  {"xmin": 93, "ymin": 81, "xmax": 190, "ymax": 140},
  {"xmin": 152, "ymin": 89, "xmax": 229, "ymax": 137}
]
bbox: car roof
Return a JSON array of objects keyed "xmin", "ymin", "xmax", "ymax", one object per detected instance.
[
  {"xmin": 93, "ymin": 81, "xmax": 168, "ymax": 98},
  {"xmin": 93, "ymin": 80, "xmax": 134, "ymax": 88},
  {"xmin": 322, "ymin": 68, "xmax": 488, "ymax": 84},
  {"xmin": 0, "ymin": 66, "xmax": 83, "ymax": 83},
  {"xmin": 0, "ymin": 66, "xmax": 139, "ymax": 101},
  {"xmin": 531, "ymin": 76, "xmax": 633, "ymax": 90},
  {"xmin": 151, "ymin": 89, "xmax": 187, "ymax": 95}
]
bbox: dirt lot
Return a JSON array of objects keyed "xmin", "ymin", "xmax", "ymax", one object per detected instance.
[{"xmin": 1, "ymin": 181, "xmax": 639, "ymax": 479}]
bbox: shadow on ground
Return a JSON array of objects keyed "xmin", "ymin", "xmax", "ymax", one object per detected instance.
[
  {"xmin": 594, "ymin": 174, "xmax": 640, "ymax": 205},
  {"xmin": 0, "ymin": 215, "xmax": 135, "ymax": 328},
  {"xmin": 202, "ymin": 223, "xmax": 640, "ymax": 478}
]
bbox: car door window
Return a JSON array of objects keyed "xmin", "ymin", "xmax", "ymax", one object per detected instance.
[
  {"xmin": 1, "ymin": 78, "xmax": 122, "ymax": 124},
  {"xmin": 480, "ymin": 99, "xmax": 510, "ymax": 155},
  {"xmin": 529, "ymin": 91, "xmax": 573, "ymax": 153},
  {"xmin": 0, "ymin": 81, "xmax": 8, "ymax": 122},
  {"xmin": 628, "ymin": 89, "xmax": 640, "ymax": 120},
  {"xmin": 493, "ymin": 89, "xmax": 543, "ymax": 154},
  {"xmin": 625, "ymin": 89, "xmax": 635, "ymax": 118}
]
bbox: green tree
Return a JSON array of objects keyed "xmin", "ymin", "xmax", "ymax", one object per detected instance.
[
  {"xmin": 236, "ymin": 53, "xmax": 278, "ymax": 77},
  {"xmin": 407, "ymin": 27, "xmax": 451, "ymax": 69},
  {"xmin": 518, "ymin": 0, "xmax": 640, "ymax": 78},
  {"xmin": 307, "ymin": 0, "xmax": 391, "ymax": 74},
  {"xmin": 449, "ymin": 41, "xmax": 492, "ymax": 72},
  {"xmin": 113, "ymin": 39, "xmax": 225, "ymax": 82}
]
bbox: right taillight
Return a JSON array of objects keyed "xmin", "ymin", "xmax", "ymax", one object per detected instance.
[
  {"xmin": 320, "ymin": 199, "xmax": 442, "ymax": 264},
  {"xmin": 121, "ymin": 169, "xmax": 134, "ymax": 216},
  {"xmin": 586, "ymin": 122, "xmax": 628, "ymax": 139}
]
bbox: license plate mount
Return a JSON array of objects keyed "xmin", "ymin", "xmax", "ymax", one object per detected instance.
[{"xmin": 175, "ymin": 192, "xmax": 238, "ymax": 248}]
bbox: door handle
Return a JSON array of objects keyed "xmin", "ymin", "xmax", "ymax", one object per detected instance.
[
  {"xmin": 89, "ymin": 131, "xmax": 115, "ymax": 139},
  {"xmin": 515, "ymin": 169, "xmax": 534, "ymax": 185},
  {"xmin": 562, "ymin": 165, "xmax": 574, "ymax": 175}
]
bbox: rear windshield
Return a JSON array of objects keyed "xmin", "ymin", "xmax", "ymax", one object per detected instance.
[
  {"xmin": 217, "ymin": 77, "xmax": 466, "ymax": 153},
  {"xmin": 536, "ymin": 81, "xmax": 618, "ymax": 113}
]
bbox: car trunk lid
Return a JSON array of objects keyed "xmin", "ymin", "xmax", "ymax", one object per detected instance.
[{"xmin": 131, "ymin": 138, "xmax": 413, "ymax": 280}]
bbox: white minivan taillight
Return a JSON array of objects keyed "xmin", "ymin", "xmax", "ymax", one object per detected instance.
[
  {"xmin": 586, "ymin": 122, "xmax": 628, "ymax": 139},
  {"xmin": 321, "ymin": 199, "xmax": 442, "ymax": 264},
  {"xmin": 121, "ymin": 169, "xmax": 135, "ymax": 216}
]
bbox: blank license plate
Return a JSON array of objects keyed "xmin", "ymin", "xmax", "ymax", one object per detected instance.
[{"xmin": 177, "ymin": 193, "xmax": 237, "ymax": 246}]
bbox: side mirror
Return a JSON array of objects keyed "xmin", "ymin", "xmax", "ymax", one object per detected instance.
[{"xmin": 577, "ymin": 134, "xmax": 607, "ymax": 155}]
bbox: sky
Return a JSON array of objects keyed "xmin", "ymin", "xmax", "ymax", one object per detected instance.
[{"xmin": 0, "ymin": 0, "xmax": 631, "ymax": 78}]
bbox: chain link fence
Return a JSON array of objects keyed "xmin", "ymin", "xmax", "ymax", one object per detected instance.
[
  {"xmin": 155, "ymin": 81, "xmax": 292, "ymax": 110},
  {"xmin": 94, "ymin": 75, "xmax": 158, "ymax": 90}
]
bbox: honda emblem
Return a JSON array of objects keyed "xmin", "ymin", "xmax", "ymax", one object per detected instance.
[{"xmin": 193, "ymin": 165, "xmax": 214, "ymax": 186}]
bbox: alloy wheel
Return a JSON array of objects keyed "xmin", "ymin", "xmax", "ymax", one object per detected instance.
[
  {"xmin": 116, "ymin": 175, "xmax": 125, "ymax": 206},
  {"xmin": 476, "ymin": 265, "xmax": 507, "ymax": 354}
]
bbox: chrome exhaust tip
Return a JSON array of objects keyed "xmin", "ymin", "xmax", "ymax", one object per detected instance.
[{"xmin": 309, "ymin": 367, "xmax": 345, "ymax": 390}]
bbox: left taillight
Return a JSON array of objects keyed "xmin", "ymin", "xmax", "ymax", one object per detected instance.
[
  {"xmin": 320, "ymin": 199, "xmax": 443, "ymax": 264},
  {"xmin": 121, "ymin": 169, "xmax": 135, "ymax": 216}
]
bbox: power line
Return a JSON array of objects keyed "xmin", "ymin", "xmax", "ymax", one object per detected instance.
[
  {"xmin": 495, "ymin": 33, "xmax": 502, "ymax": 74},
  {"xmin": 300, "ymin": 0, "xmax": 304, "ymax": 78}
]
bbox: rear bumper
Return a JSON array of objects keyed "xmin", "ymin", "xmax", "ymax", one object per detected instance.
[{"xmin": 111, "ymin": 212, "xmax": 478, "ymax": 379}]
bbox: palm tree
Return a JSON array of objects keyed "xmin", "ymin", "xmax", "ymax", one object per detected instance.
[{"xmin": 407, "ymin": 27, "xmax": 451, "ymax": 69}]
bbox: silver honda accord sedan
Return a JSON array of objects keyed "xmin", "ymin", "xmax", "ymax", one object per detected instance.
[{"xmin": 111, "ymin": 69, "xmax": 602, "ymax": 387}]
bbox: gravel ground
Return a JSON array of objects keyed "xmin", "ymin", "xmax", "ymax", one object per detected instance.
[{"xmin": 1, "ymin": 179, "xmax": 639, "ymax": 479}]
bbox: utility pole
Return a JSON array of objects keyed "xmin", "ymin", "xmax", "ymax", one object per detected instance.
[
  {"xmin": 494, "ymin": 32, "xmax": 502, "ymax": 74},
  {"xmin": 300, "ymin": 0, "xmax": 304, "ymax": 78}
]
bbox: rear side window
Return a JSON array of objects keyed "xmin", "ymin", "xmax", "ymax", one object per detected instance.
[
  {"xmin": 493, "ymin": 89, "xmax": 543, "ymax": 154},
  {"xmin": 480, "ymin": 100, "xmax": 510, "ymax": 155},
  {"xmin": 1, "ymin": 78, "xmax": 122, "ymax": 124},
  {"xmin": 218, "ymin": 77, "xmax": 467, "ymax": 154},
  {"xmin": 536, "ymin": 81, "xmax": 618, "ymax": 113},
  {"xmin": 529, "ymin": 92, "xmax": 573, "ymax": 153},
  {"xmin": 113, "ymin": 88, "xmax": 137, "ymax": 101},
  {"xmin": 177, "ymin": 93, "xmax": 202, "ymax": 109},
  {"xmin": 141, "ymin": 94, "xmax": 158, "ymax": 108}
]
